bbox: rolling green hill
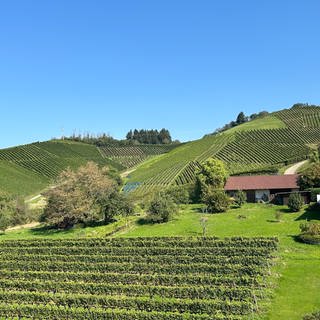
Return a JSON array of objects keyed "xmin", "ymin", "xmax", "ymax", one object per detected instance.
[
  {"xmin": 0, "ymin": 140, "xmax": 122, "ymax": 196},
  {"xmin": 125, "ymin": 106, "xmax": 320, "ymax": 195},
  {"xmin": 1, "ymin": 106, "xmax": 320, "ymax": 197}
]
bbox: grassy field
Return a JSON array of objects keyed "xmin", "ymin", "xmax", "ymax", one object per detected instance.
[{"xmin": 1, "ymin": 202, "xmax": 319, "ymax": 319}]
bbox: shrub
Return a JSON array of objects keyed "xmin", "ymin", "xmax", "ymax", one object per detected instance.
[
  {"xmin": 298, "ymin": 221, "xmax": 320, "ymax": 245},
  {"xmin": 303, "ymin": 311, "xmax": 320, "ymax": 320},
  {"xmin": 233, "ymin": 190, "xmax": 246, "ymax": 207},
  {"xmin": 147, "ymin": 194, "xmax": 178, "ymax": 223},
  {"xmin": 307, "ymin": 188, "xmax": 320, "ymax": 202},
  {"xmin": 287, "ymin": 193, "xmax": 304, "ymax": 212},
  {"xmin": 299, "ymin": 162, "xmax": 320, "ymax": 189},
  {"xmin": 274, "ymin": 210, "xmax": 283, "ymax": 222},
  {"xmin": 97, "ymin": 191, "xmax": 134, "ymax": 224},
  {"xmin": 203, "ymin": 189, "xmax": 230, "ymax": 213},
  {"xmin": 163, "ymin": 186, "xmax": 190, "ymax": 204}
]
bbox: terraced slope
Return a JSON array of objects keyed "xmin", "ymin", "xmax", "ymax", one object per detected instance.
[
  {"xmin": 0, "ymin": 237, "xmax": 277, "ymax": 319},
  {"xmin": 99, "ymin": 144, "xmax": 179, "ymax": 169},
  {"xmin": 0, "ymin": 140, "xmax": 122, "ymax": 195},
  {"xmin": 126, "ymin": 108, "xmax": 320, "ymax": 194}
]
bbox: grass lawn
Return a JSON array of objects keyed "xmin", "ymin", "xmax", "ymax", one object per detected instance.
[{"xmin": 1, "ymin": 202, "xmax": 319, "ymax": 319}]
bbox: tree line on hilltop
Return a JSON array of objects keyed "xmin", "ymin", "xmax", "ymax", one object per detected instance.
[{"xmin": 63, "ymin": 128, "xmax": 176, "ymax": 146}]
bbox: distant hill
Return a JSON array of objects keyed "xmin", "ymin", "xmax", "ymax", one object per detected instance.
[
  {"xmin": 1, "ymin": 105, "xmax": 320, "ymax": 197},
  {"xmin": 0, "ymin": 140, "xmax": 179, "ymax": 196},
  {"xmin": 125, "ymin": 106, "xmax": 320, "ymax": 195}
]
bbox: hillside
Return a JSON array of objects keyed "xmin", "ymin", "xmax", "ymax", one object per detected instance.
[
  {"xmin": 0, "ymin": 140, "xmax": 180, "ymax": 196},
  {"xmin": 0, "ymin": 140, "xmax": 122, "ymax": 196},
  {"xmin": 1, "ymin": 105, "xmax": 320, "ymax": 197},
  {"xmin": 125, "ymin": 106, "xmax": 320, "ymax": 195}
]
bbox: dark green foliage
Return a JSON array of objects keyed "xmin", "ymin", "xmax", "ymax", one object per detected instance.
[
  {"xmin": 203, "ymin": 189, "xmax": 230, "ymax": 213},
  {"xmin": 303, "ymin": 311, "xmax": 320, "ymax": 320},
  {"xmin": 287, "ymin": 193, "xmax": 304, "ymax": 212},
  {"xmin": 299, "ymin": 162, "xmax": 320, "ymax": 189},
  {"xmin": 126, "ymin": 128, "xmax": 172, "ymax": 144},
  {"xmin": 298, "ymin": 221, "xmax": 320, "ymax": 244},
  {"xmin": 236, "ymin": 112, "xmax": 246, "ymax": 125},
  {"xmin": 98, "ymin": 191, "xmax": 134, "ymax": 223},
  {"xmin": 0, "ymin": 193, "xmax": 29, "ymax": 232},
  {"xmin": 163, "ymin": 186, "xmax": 190, "ymax": 204},
  {"xmin": 147, "ymin": 194, "xmax": 178, "ymax": 223},
  {"xmin": 233, "ymin": 190, "xmax": 246, "ymax": 207},
  {"xmin": 307, "ymin": 188, "xmax": 320, "ymax": 202}
]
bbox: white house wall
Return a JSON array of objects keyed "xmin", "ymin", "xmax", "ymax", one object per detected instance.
[{"xmin": 255, "ymin": 190, "xmax": 270, "ymax": 201}]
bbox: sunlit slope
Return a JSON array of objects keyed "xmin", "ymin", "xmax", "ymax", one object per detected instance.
[
  {"xmin": 98, "ymin": 144, "xmax": 179, "ymax": 169},
  {"xmin": 126, "ymin": 108, "xmax": 320, "ymax": 194},
  {"xmin": 0, "ymin": 161, "xmax": 48, "ymax": 196},
  {"xmin": 0, "ymin": 140, "xmax": 121, "ymax": 196}
]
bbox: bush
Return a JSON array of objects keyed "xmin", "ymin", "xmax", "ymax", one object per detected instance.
[
  {"xmin": 163, "ymin": 186, "xmax": 190, "ymax": 204},
  {"xmin": 0, "ymin": 193, "xmax": 29, "ymax": 232},
  {"xmin": 307, "ymin": 188, "xmax": 320, "ymax": 202},
  {"xmin": 299, "ymin": 162, "xmax": 320, "ymax": 189},
  {"xmin": 298, "ymin": 221, "xmax": 320, "ymax": 245},
  {"xmin": 287, "ymin": 192, "xmax": 304, "ymax": 212},
  {"xmin": 303, "ymin": 311, "xmax": 320, "ymax": 320},
  {"xmin": 147, "ymin": 194, "xmax": 178, "ymax": 223},
  {"xmin": 97, "ymin": 191, "xmax": 134, "ymax": 224},
  {"xmin": 233, "ymin": 190, "xmax": 246, "ymax": 207},
  {"xmin": 203, "ymin": 189, "xmax": 230, "ymax": 213}
]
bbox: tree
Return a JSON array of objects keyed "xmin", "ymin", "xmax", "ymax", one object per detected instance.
[
  {"xmin": 236, "ymin": 112, "xmax": 246, "ymax": 125},
  {"xmin": 42, "ymin": 162, "xmax": 116, "ymax": 229},
  {"xmin": 203, "ymin": 189, "xmax": 230, "ymax": 213},
  {"xmin": 197, "ymin": 158, "xmax": 228, "ymax": 196},
  {"xmin": 0, "ymin": 193, "xmax": 14, "ymax": 232},
  {"xmin": 299, "ymin": 162, "xmax": 320, "ymax": 189},
  {"xmin": 97, "ymin": 190, "xmax": 133, "ymax": 223},
  {"xmin": 288, "ymin": 192, "xmax": 304, "ymax": 212},
  {"xmin": 234, "ymin": 190, "xmax": 246, "ymax": 207},
  {"xmin": 0, "ymin": 192, "xmax": 30, "ymax": 232},
  {"xmin": 147, "ymin": 193, "xmax": 178, "ymax": 223},
  {"xmin": 163, "ymin": 186, "xmax": 190, "ymax": 204}
]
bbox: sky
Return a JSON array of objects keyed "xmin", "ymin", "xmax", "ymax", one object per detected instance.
[{"xmin": 0, "ymin": 0, "xmax": 320, "ymax": 148}]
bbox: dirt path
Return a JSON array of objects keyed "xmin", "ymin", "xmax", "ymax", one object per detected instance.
[
  {"xmin": 284, "ymin": 160, "xmax": 308, "ymax": 175},
  {"xmin": 7, "ymin": 222, "xmax": 40, "ymax": 231},
  {"xmin": 26, "ymin": 194, "xmax": 42, "ymax": 203},
  {"xmin": 120, "ymin": 168, "xmax": 136, "ymax": 178}
]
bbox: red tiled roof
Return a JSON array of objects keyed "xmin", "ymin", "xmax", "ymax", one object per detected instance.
[{"xmin": 224, "ymin": 174, "xmax": 300, "ymax": 191}]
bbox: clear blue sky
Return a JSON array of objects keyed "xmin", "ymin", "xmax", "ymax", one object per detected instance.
[{"xmin": 1, "ymin": 0, "xmax": 320, "ymax": 148}]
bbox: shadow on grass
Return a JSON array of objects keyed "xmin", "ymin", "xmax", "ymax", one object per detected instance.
[
  {"xmin": 28, "ymin": 219, "xmax": 117, "ymax": 236},
  {"xmin": 295, "ymin": 204, "xmax": 320, "ymax": 221},
  {"xmin": 278, "ymin": 208, "xmax": 292, "ymax": 214},
  {"xmin": 28, "ymin": 225, "xmax": 78, "ymax": 236}
]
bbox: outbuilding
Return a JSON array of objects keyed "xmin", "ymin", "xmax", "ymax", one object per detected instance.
[{"xmin": 224, "ymin": 174, "xmax": 304, "ymax": 203}]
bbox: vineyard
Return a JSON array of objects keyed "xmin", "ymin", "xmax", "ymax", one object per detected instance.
[
  {"xmin": 275, "ymin": 106, "xmax": 320, "ymax": 128},
  {"xmin": 0, "ymin": 237, "xmax": 277, "ymax": 319},
  {"xmin": 125, "ymin": 107, "xmax": 320, "ymax": 194},
  {"xmin": 98, "ymin": 144, "xmax": 178, "ymax": 169},
  {"xmin": 0, "ymin": 140, "xmax": 121, "ymax": 195}
]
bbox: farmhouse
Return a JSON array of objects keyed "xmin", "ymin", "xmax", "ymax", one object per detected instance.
[{"xmin": 224, "ymin": 174, "xmax": 308, "ymax": 204}]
